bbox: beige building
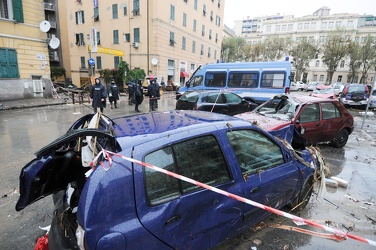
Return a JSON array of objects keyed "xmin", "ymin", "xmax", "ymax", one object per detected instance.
[
  {"xmin": 0, "ymin": 0, "xmax": 52, "ymax": 101},
  {"xmin": 232, "ymin": 7, "xmax": 376, "ymax": 84},
  {"xmin": 58, "ymin": 0, "xmax": 224, "ymax": 88}
]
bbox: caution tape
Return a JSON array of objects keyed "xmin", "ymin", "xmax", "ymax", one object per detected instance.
[{"xmin": 91, "ymin": 149, "xmax": 376, "ymax": 247}]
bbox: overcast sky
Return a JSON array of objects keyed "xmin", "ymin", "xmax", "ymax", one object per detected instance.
[{"xmin": 224, "ymin": 0, "xmax": 376, "ymax": 27}]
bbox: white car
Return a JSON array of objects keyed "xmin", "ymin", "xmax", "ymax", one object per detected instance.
[
  {"xmin": 369, "ymin": 89, "xmax": 376, "ymax": 109},
  {"xmin": 333, "ymin": 83, "xmax": 348, "ymax": 96},
  {"xmin": 295, "ymin": 81, "xmax": 307, "ymax": 91},
  {"xmin": 305, "ymin": 82, "xmax": 319, "ymax": 91}
]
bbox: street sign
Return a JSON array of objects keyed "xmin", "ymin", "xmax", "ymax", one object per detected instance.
[
  {"xmin": 88, "ymin": 45, "xmax": 124, "ymax": 56},
  {"xmin": 88, "ymin": 58, "xmax": 95, "ymax": 66}
]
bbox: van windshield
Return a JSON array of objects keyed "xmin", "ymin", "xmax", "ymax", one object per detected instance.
[{"xmin": 204, "ymin": 72, "xmax": 227, "ymax": 87}]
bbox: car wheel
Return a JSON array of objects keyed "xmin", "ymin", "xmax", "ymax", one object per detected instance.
[
  {"xmin": 288, "ymin": 177, "xmax": 314, "ymax": 211},
  {"xmin": 330, "ymin": 129, "xmax": 349, "ymax": 148}
]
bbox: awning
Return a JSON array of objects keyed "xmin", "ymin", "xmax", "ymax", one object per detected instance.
[{"xmin": 180, "ymin": 71, "xmax": 189, "ymax": 78}]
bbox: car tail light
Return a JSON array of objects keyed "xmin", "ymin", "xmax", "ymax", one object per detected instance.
[
  {"xmin": 342, "ymin": 87, "xmax": 347, "ymax": 95},
  {"xmin": 285, "ymin": 87, "xmax": 290, "ymax": 93},
  {"xmin": 76, "ymin": 224, "xmax": 86, "ymax": 250}
]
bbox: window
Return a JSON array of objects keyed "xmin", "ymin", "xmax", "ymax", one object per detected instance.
[
  {"xmin": 218, "ymin": 0, "xmax": 221, "ymax": 7},
  {"xmin": 193, "ymin": 19, "xmax": 197, "ymax": 32},
  {"xmin": 113, "ymin": 30, "xmax": 119, "ymax": 44},
  {"xmin": 0, "ymin": 48, "xmax": 19, "ymax": 78},
  {"xmin": 200, "ymin": 44, "xmax": 204, "ymax": 55},
  {"xmin": 298, "ymin": 23, "xmax": 303, "ymax": 30},
  {"xmin": 170, "ymin": 4, "xmax": 175, "ymax": 20},
  {"xmin": 112, "ymin": 4, "xmax": 118, "ymax": 19},
  {"xmin": 192, "ymin": 41, "xmax": 196, "ymax": 53},
  {"xmin": 288, "ymin": 24, "xmax": 293, "ymax": 30},
  {"xmin": 96, "ymin": 56, "xmax": 102, "ymax": 69},
  {"xmin": 228, "ymin": 72, "xmax": 259, "ymax": 88},
  {"xmin": 1, "ymin": 0, "xmax": 24, "ymax": 23},
  {"xmin": 132, "ymin": 0, "xmax": 140, "ymax": 15},
  {"xmin": 191, "ymin": 76, "xmax": 203, "ymax": 87},
  {"xmin": 96, "ymin": 31, "xmax": 101, "ymax": 45},
  {"xmin": 328, "ymin": 21, "xmax": 334, "ymax": 28},
  {"xmin": 322, "ymin": 102, "xmax": 341, "ymax": 120},
  {"xmin": 315, "ymin": 60, "xmax": 320, "ymax": 67},
  {"xmin": 80, "ymin": 56, "xmax": 86, "ymax": 69},
  {"xmin": 133, "ymin": 28, "xmax": 140, "ymax": 43},
  {"xmin": 75, "ymin": 33, "xmax": 85, "ymax": 46},
  {"xmin": 304, "ymin": 23, "xmax": 309, "ymax": 29},
  {"xmin": 76, "ymin": 11, "xmax": 84, "ymax": 24},
  {"xmin": 124, "ymin": 33, "xmax": 130, "ymax": 42},
  {"xmin": 214, "ymin": 49, "xmax": 217, "ymax": 59},
  {"xmin": 209, "ymin": 29, "xmax": 212, "ymax": 40},
  {"xmin": 203, "ymin": 4, "xmax": 206, "ymax": 16},
  {"xmin": 319, "ymin": 75, "xmax": 324, "ymax": 81},
  {"xmin": 194, "ymin": 0, "xmax": 197, "ymax": 10},
  {"xmin": 215, "ymin": 16, "xmax": 221, "ymax": 26},
  {"xmin": 276, "ymin": 25, "xmax": 280, "ymax": 31},
  {"xmin": 215, "ymin": 33, "xmax": 218, "ymax": 43},
  {"xmin": 183, "ymin": 12, "xmax": 186, "ymax": 27},
  {"xmin": 210, "ymin": 11, "xmax": 213, "ymax": 21},
  {"xmin": 227, "ymin": 130, "xmax": 284, "ymax": 174},
  {"xmin": 336, "ymin": 21, "xmax": 341, "ymax": 28},
  {"xmin": 204, "ymin": 72, "xmax": 227, "ymax": 87},
  {"xmin": 321, "ymin": 22, "xmax": 327, "ymax": 29},
  {"xmin": 123, "ymin": 6, "xmax": 127, "ymax": 16},
  {"xmin": 313, "ymin": 75, "xmax": 317, "ymax": 81},
  {"xmin": 144, "ymin": 135, "xmax": 231, "ymax": 205},
  {"xmin": 114, "ymin": 56, "xmax": 120, "ymax": 68},
  {"xmin": 94, "ymin": 7, "xmax": 99, "ymax": 21},
  {"xmin": 311, "ymin": 22, "xmax": 316, "ymax": 29},
  {"xmin": 261, "ymin": 72, "xmax": 285, "ymax": 88},
  {"xmin": 208, "ymin": 47, "xmax": 211, "ymax": 57},
  {"xmin": 201, "ymin": 25, "xmax": 205, "ymax": 36},
  {"xmin": 182, "ymin": 36, "xmax": 186, "ymax": 50},
  {"xmin": 299, "ymin": 104, "xmax": 320, "ymax": 123},
  {"xmin": 340, "ymin": 60, "xmax": 345, "ymax": 68},
  {"xmin": 169, "ymin": 32, "xmax": 175, "ymax": 46},
  {"xmin": 223, "ymin": 92, "xmax": 241, "ymax": 103}
]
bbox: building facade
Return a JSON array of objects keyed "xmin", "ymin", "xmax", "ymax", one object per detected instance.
[
  {"xmin": 0, "ymin": 0, "xmax": 53, "ymax": 101},
  {"xmin": 58, "ymin": 0, "xmax": 224, "ymax": 88},
  {"xmin": 233, "ymin": 7, "xmax": 376, "ymax": 84}
]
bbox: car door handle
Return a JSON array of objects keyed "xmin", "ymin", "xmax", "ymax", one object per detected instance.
[
  {"xmin": 250, "ymin": 187, "xmax": 261, "ymax": 195},
  {"xmin": 165, "ymin": 215, "xmax": 180, "ymax": 225}
]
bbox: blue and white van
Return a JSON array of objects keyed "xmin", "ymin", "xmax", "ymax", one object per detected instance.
[{"xmin": 177, "ymin": 61, "xmax": 292, "ymax": 105}]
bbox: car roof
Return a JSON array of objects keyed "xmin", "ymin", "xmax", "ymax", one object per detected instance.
[
  {"xmin": 282, "ymin": 94, "xmax": 331, "ymax": 104},
  {"xmin": 112, "ymin": 110, "xmax": 252, "ymax": 147}
]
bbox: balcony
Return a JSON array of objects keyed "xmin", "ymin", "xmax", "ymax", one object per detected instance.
[{"xmin": 49, "ymin": 51, "xmax": 59, "ymax": 62}]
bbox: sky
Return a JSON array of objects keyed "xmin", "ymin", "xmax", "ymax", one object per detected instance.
[{"xmin": 224, "ymin": 0, "xmax": 376, "ymax": 27}]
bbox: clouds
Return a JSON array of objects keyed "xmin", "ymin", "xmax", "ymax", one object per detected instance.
[{"xmin": 224, "ymin": 0, "xmax": 376, "ymax": 27}]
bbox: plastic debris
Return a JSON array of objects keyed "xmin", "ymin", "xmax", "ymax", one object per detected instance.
[
  {"xmin": 325, "ymin": 178, "xmax": 338, "ymax": 188},
  {"xmin": 330, "ymin": 176, "xmax": 348, "ymax": 188}
]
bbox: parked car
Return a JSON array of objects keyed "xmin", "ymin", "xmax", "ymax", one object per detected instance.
[
  {"xmin": 16, "ymin": 111, "xmax": 320, "ymax": 250},
  {"xmin": 304, "ymin": 82, "xmax": 319, "ymax": 91},
  {"xmin": 369, "ymin": 88, "xmax": 376, "ymax": 109},
  {"xmin": 176, "ymin": 90, "xmax": 258, "ymax": 116},
  {"xmin": 290, "ymin": 82, "xmax": 298, "ymax": 91},
  {"xmin": 295, "ymin": 81, "xmax": 307, "ymax": 91},
  {"xmin": 332, "ymin": 83, "xmax": 348, "ymax": 96},
  {"xmin": 310, "ymin": 85, "xmax": 336, "ymax": 99},
  {"xmin": 235, "ymin": 94, "xmax": 354, "ymax": 148},
  {"xmin": 339, "ymin": 83, "xmax": 369, "ymax": 108}
]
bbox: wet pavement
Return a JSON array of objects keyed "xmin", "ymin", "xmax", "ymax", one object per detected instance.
[{"xmin": 0, "ymin": 92, "xmax": 375, "ymax": 249}]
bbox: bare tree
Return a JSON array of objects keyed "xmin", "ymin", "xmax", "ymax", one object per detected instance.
[
  {"xmin": 321, "ymin": 29, "xmax": 350, "ymax": 84},
  {"xmin": 347, "ymin": 40, "xmax": 362, "ymax": 83},
  {"xmin": 359, "ymin": 35, "xmax": 376, "ymax": 84}
]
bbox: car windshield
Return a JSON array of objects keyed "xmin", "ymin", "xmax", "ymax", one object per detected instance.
[
  {"xmin": 348, "ymin": 85, "xmax": 366, "ymax": 93},
  {"xmin": 180, "ymin": 91, "xmax": 200, "ymax": 102},
  {"xmin": 313, "ymin": 88, "xmax": 334, "ymax": 94},
  {"xmin": 255, "ymin": 96, "xmax": 299, "ymax": 120}
]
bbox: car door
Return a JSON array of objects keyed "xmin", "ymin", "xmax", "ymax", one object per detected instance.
[
  {"xmin": 226, "ymin": 129, "xmax": 300, "ymax": 225},
  {"xmin": 223, "ymin": 92, "xmax": 249, "ymax": 115},
  {"xmin": 133, "ymin": 133, "xmax": 244, "ymax": 250},
  {"xmin": 294, "ymin": 103, "xmax": 323, "ymax": 145},
  {"xmin": 320, "ymin": 101, "xmax": 347, "ymax": 141}
]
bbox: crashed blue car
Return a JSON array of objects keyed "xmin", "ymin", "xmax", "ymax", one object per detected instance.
[{"xmin": 16, "ymin": 110, "xmax": 320, "ymax": 250}]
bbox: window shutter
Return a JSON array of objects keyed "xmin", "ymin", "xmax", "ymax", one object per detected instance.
[
  {"xmin": 13, "ymin": 0, "xmax": 24, "ymax": 23},
  {"xmin": 75, "ymin": 12, "xmax": 78, "ymax": 24},
  {"xmin": 82, "ymin": 11, "xmax": 85, "ymax": 23}
]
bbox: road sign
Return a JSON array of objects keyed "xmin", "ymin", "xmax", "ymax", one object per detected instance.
[
  {"xmin": 88, "ymin": 45, "xmax": 124, "ymax": 56},
  {"xmin": 88, "ymin": 58, "xmax": 95, "ymax": 66}
]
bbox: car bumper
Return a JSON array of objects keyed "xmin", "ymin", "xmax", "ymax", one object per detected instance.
[{"xmin": 340, "ymin": 99, "xmax": 368, "ymax": 106}]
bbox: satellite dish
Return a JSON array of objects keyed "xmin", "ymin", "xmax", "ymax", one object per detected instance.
[
  {"xmin": 39, "ymin": 20, "xmax": 51, "ymax": 33},
  {"xmin": 151, "ymin": 58, "xmax": 158, "ymax": 65},
  {"xmin": 49, "ymin": 35, "xmax": 60, "ymax": 49}
]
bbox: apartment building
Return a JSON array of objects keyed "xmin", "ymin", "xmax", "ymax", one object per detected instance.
[
  {"xmin": 233, "ymin": 7, "xmax": 376, "ymax": 84},
  {"xmin": 0, "ymin": 0, "xmax": 52, "ymax": 101},
  {"xmin": 58, "ymin": 0, "xmax": 224, "ymax": 88}
]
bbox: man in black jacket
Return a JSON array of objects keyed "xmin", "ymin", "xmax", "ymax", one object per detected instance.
[
  {"xmin": 90, "ymin": 78, "xmax": 107, "ymax": 113},
  {"xmin": 147, "ymin": 76, "xmax": 160, "ymax": 111}
]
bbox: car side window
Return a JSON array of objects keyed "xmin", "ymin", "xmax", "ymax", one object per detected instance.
[
  {"xmin": 227, "ymin": 130, "xmax": 284, "ymax": 175},
  {"xmin": 207, "ymin": 93, "xmax": 225, "ymax": 103},
  {"xmin": 223, "ymin": 92, "xmax": 241, "ymax": 103},
  {"xmin": 299, "ymin": 104, "xmax": 320, "ymax": 123},
  {"xmin": 321, "ymin": 102, "xmax": 341, "ymax": 120},
  {"xmin": 144, "ymin": 135, "xmax": 231, "ymax": 206}
]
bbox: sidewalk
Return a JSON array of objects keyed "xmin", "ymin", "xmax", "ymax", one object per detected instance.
[{"xmin": 0, "ymin": 97, "xmax": 67, "ymax": 110}]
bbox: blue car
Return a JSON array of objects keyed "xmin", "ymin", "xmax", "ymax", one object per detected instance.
[{"xmin": 16, "ymin": 111, "xmax": 320, "ymax": 250}]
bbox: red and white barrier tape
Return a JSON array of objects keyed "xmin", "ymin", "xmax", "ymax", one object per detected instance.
[{"xmin": 91, "ymin": 149, "xmax": 376, "ymax": 247}]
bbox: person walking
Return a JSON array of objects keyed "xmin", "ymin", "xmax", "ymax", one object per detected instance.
[
  {"xmin": 132, "ymin": 79, "xmax": 144, "ymax": 112},
  {"xmin": 147, "ymin": 76, "xmax": 160, "ymax": 111},
  {"xmin": 108, "ymin": 78, "xmax": 120, "ymax": 109},
  {"xmin": 160, "ymin": 76, "xmax": 166, "ymax": 91},
  {"xmin": 126, "ymin": 79, "xmax": 135, "ymax": 105},
  {"xmin": 90, "ymin": 77, "xmax": 107, "ymax": 113}
]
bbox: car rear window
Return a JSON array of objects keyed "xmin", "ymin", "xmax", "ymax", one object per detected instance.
[
  {"xmin": 144, "ymin": 135, "xmax": 231, "ymax": 206},
  {"xmin": 348, "ymin": 85, "xmax": 366, "ymax": 93}
]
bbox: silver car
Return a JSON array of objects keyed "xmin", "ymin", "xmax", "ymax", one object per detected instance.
[{"xmin": 369, "ymin": 89, "xmax": 376, "ymax": 109}]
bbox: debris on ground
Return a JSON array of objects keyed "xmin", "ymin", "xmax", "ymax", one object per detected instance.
[{"xmin": 330, "ymin": 176, "xmax": 348, "ymax": 188}]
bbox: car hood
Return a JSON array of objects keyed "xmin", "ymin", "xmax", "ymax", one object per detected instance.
[{"xmin": 15, "ymin": 114, "xmax": 118, "ymax": 211}]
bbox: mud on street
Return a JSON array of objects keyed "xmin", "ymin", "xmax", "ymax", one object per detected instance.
[{"xmin": 0, "ymin": 94, "xmax": 375, "ymax": 250}]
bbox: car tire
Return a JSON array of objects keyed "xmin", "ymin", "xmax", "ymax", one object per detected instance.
[
  {"xmin": 288, "ymin": 176, "xmax": 314, "ymax": 211},
  {"xmin": 330, "ymin": 129, "xmax": 349, "ymax": 148}
]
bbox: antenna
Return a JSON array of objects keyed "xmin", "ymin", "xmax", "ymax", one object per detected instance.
[
  {"xmin": 39, "ymin": 20, "xmax": 51, "ymax": 33},
  {"xmin": 49, "ymin": 35, "xmax": 60, "ymax": 49}
]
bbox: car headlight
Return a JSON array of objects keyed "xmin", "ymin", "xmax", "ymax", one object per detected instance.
[{"xmin": 76, "ymin": 224, "xmax": 86, "ymax": 250}]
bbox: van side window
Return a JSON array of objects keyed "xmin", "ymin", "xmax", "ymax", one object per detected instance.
[
  {"xmin": 261, "ymin": 72, "xmax": 285, "ymax": 88},
  {"xmin": 205, "ymin": 72, "xmax": 227, "ymax": 87},
  {"xmin": 144, "ymin": 135, "xmax": 231, "ymax": 206},
  {"xmin": 228, "ymin": 72, "xmax": 259, "ymax": 88},
  {"xmin": 227, "ymin": 130, "xmax": 284, "ymax": 175},
  {"xmin": 191, "ymin": 76, "xmax": 204, "ymax": 87}
]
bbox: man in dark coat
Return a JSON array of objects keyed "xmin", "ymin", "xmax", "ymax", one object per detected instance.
[
  {"xmin": 108, "ymin": 79, "xmax": 120, "ymax": 109},
  {"xmin": 132, "ymin": 79, "xmax": 144, "ymax": 112},
  {"xmin": 147, "ymin": 76, "xmax": 160, "ymax": 111},
  {"xmin": 90, "ymin": 77, "xmax": 107, "ymax": 113},
  {"xmin": 126, "ymin": 79, "xmax": 135, "ymax": 105}
]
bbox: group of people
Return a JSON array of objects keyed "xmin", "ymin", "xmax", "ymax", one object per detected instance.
[{"xmin": 89, "ymin": 77, "xmax": 149, "ymax": 113}]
